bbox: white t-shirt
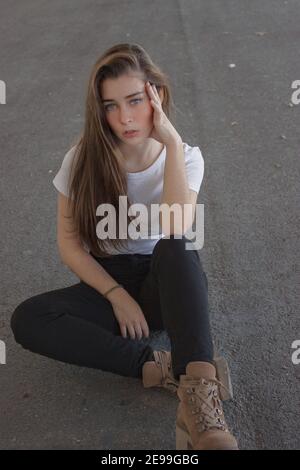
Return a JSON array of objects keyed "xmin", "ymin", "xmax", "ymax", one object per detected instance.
[{"xmin": 52, "ymin": 142, "xmax": 204, "ymax": 255}]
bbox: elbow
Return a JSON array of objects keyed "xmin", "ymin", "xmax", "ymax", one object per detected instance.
[
  {"xmin": 57, "ymin": 246, "xmax": 68, "ymax": 266},
  {"xmin": 161, "ymin": 218, "xmax": 194, "ymax": 237},
  {"xmin": 162, "ymin": 224, "xmax": 191, "ymax": 237},
  {"xmin": 57, "ymin": 241, "xmax": 72, "ymax": 266},
  {"xmin": 159, "ymin": 205, "xmax": 195, "ymax": 237},
  {"xmin": 57, "ymin": 240, "xmax": 85, "ymax": 266}
]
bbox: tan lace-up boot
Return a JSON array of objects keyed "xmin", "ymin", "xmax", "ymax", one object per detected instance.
[
  {"xmin": 142, "ymin": 351, "xmax": 233, "ymax": 400},
  {"xmin": 142, "ymin": 350, "xmax": 179, "ymax": 393},
  {"xmin": 175, "ymin": 361, "xmax": 239, "ymax": 450}
]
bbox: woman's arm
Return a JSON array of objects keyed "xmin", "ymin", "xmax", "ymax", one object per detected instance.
[
  {"xmin": 160, "ymin": 139, "xmax": 195, "ymax": 235},
  {"xmin": 56, "ymin": 193, "xmax": 150, "ymax": 338},
  {"xmin": 61, "ymin": 245, "xmax": 125, "ymax": 304},
  {"xmin": 56, "ymin": 192, "xmax": 124, "ymax": 304}
]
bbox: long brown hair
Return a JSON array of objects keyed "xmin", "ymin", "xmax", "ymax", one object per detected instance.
[{"xmin": 65, "ymin": 43, "xmax": 175, "ymax": 258}]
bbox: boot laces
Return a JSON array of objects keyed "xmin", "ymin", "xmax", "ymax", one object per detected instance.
[
  {"xmin": 153, "ymin": 350, "xmax": 179, "ymax": 393},
  {"xmin": 185, "ymin": 377, "xmax": 230, "ymax": 433}
]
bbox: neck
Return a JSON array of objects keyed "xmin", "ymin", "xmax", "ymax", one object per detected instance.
[{"xmin": 119, "ymin": 138, "xmax": 164, "ymax": 171}]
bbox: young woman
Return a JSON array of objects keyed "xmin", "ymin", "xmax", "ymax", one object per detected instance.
[{"xmin": 11, "ymin": 43, "xmax": 238, "ymax": 450}]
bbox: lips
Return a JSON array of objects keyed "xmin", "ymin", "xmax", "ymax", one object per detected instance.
[
  {"xmin": 123, "ymin": 130, "xmax": 140, "ymax": 139},
  {"xmin": 123, "ymin": 130, "xmax": 138, "ymax": 135}
]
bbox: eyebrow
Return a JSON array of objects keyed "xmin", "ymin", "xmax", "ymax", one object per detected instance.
[{"xmin": 102, "ymin": 91, "xmax": 144, "ymax": 103}]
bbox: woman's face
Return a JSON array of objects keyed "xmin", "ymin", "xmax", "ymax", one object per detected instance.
[{"xmin": 100, "ymin": 73, "xmax": 155, "ymax": 144}]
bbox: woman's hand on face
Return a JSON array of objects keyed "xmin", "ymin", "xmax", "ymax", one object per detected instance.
[{"xmin": 145, "ymin": 81, "xmax": 182, "ymax": 147}]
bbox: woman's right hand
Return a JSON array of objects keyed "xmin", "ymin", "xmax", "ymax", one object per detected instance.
[{"xmin": 107, "ymin": 287, "xmax": 150, "ymax": 340}]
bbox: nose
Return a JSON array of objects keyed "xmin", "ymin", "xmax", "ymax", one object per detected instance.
[{"xmin": 119, "ymin": 104, "xmax": 133, "ymax": 125}]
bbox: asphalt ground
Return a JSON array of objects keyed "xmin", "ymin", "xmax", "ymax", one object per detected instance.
[{"xmin": 0, "ymin": 0, "xmax": 299, "ymax": 450}]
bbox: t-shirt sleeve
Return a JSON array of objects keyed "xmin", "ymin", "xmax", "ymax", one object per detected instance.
[
  {"xmin": 184, "ymin": 144, "xmax": 204, "ymax": 194},
  {"xmin": 52, "ymin": 146, "xmax": 77, "ymax": 199}
]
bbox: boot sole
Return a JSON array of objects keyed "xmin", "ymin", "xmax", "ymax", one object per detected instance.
[{"xmin": 176, "ymin": 424, "xmax": 239, "ymax": 450}]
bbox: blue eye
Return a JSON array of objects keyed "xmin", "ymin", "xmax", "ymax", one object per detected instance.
[
  {"xmin": 131, "ymin": 98, "xmax": 142, "ymax": 104},
  {"xmin": 104, "ymin": 98, "xmax": 142, "ymax": 112},
  {"xmin": 104, "ymin": 104, "xmax": 115, "ymax": 111}
]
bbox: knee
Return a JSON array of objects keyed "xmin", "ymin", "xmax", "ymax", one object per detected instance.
[
  {"xmin": 153, "ymin": 234, "xmax": 187, "ymax": 256},
  {"xmin": 11, "ymin": 297, "xmax": 39, "ymax": 347},
  {"xmin": 153, "ymin": 234, "xmax": 197, "ymax": 262},
  {"xmin": 11, "ymin": 300, "xmax": 27, "ymax": 345}
]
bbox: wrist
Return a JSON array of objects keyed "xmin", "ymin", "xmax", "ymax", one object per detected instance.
[
  {"xmin": 165, "ymin": 134, "xmax": 183, "ymax": 148},
  {"xmin": 106, "ymin": 285, "xmax": 127, "ymax": 304},
  {"xmin": 103, "ymin": 283, "xmax": 123, "ymax": 299}
]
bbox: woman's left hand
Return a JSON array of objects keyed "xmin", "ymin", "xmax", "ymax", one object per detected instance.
[{"xmin": 145, "ymin": 81, "xmax": 182, "ymax": 146}]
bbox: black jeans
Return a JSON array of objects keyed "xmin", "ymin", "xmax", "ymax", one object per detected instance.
[{"xmin": 11, "ymin": 236, "xmax": 214, "ymax": 381}]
